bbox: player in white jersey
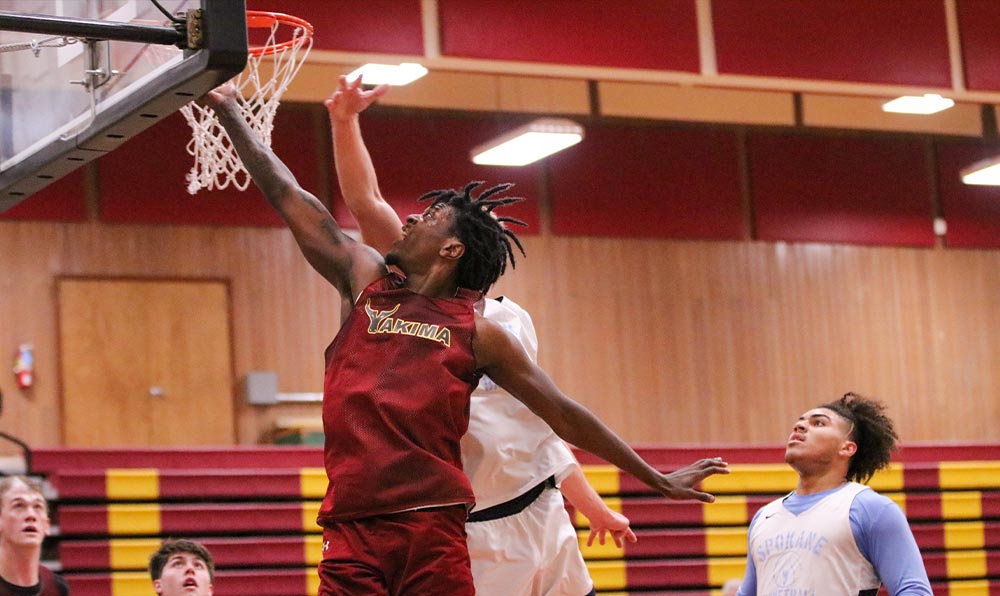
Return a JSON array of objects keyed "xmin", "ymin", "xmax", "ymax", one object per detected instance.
[
  {"xmin": 465, "ymin": 296, "xmax": 626, "ymax": 596},
  {"xmin": 325, "ymin": 75, "xmax": 636, "ymax": 596},
  {"xmin": 737, "ymin": 393, "xmax": 932, "ymax": 596}
]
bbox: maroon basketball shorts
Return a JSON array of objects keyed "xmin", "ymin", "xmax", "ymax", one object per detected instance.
[{"xmin": 318, "ymin": 504, "xmax": 474, "ymax": 596}]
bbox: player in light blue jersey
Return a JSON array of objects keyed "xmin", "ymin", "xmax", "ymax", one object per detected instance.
[{"xmin": 737, "ymin": 393, "xmax": 932, "ymax": 596}]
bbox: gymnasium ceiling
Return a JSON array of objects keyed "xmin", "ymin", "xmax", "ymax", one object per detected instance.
[{"xmin": 247, "ymin": 0, "xmax": 1000, "ymax": 138}]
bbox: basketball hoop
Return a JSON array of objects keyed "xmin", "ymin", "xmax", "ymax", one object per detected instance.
[{"xmin": 180, "ymin": 11, "xmax": 313, "ymax": 194}]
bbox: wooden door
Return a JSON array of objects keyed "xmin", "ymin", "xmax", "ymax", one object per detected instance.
[{"xmin": 58, "ymin": 279, "xmax": 235, "ymax": 446}]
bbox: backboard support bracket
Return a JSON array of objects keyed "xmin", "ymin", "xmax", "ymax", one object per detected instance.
[
  {"xmin": 62, "ymin": 40, "xmax": 119, "ymax": 142},
  {"xmin": 0, "ymin": 9, "xmax": 187, "ymax": 49}
]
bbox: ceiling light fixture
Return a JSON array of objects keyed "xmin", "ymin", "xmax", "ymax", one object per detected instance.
[
  {"xmin": 346, "ymin": 63, "xmax": 428, "ymax": 86},
  {"xmin": 881, "ymin": 94, "xmax": 955, "ymax": 115},
  {"xmin": 960, "ymin": 155, "xmax": 1000, "ymax": 186},
  {"xmin": 470, "ymin": 118, "xmax": 585, "ymax": 166}
]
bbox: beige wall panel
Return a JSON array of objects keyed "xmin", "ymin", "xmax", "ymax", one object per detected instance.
[
  {"xmin": 259, "ymin": 61, "xmax": 500, "ymax": 112},
  {"xmin": 4, "ymin": 217, "xmax": 1000, "ymax": 449},
  {"xmin": 803, "ymin": 95, "xmax": 983, "ymax": 136},
  {"xmin": 376, "ymin": 71, "xmax": 504, "ymax": 111},
  {"xmin": 495, "ymin": 77, "xmax": 590, "ymax": 115},
  {"xmin": 277, "ymin": 61, "xmax": 351, "ymax": 103},
  {"xmin": 599, "ymin": 82, "xmax": 795, "ymax": 125},
  {"xmin": 277, "ymin": 58, "xmax": 590, "ymax": 114},
  {"xmin": 382, "ymin": 72, "xmax": 589, "ymax": 113}
]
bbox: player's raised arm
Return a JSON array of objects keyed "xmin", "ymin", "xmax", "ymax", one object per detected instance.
[
  {"xmin": 324, "ymin": 75, "xmax": 401, "ymax": 255},
  {"xmin": 474, "ymin": 318, "xmax": 729, "ymax": 502},
  {"xmin": 204, "ymin": 83, "xmax": 384, "ymax": 299}
]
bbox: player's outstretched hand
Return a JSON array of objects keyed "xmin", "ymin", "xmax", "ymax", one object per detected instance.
[
  {"xmin": 657, "ymin": 457, "xmax": 729, "ymax": 503},
  {"xmin": 585, "ymin": 508, "xmax": 637, "ymax": 549},
  {"xmin": 201, "ymin": 81, "xmax": 239, "ymax": 108},
  {"xmin": 324, "ymin": 74, "xmax": 389, "ymax": 121}
]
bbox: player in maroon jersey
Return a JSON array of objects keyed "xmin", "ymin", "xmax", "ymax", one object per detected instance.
[
  {"xmin": 205, "ymin": 82, "xmax": 729, "ymax": 596},
  {"xmin": 0, "ymin": 476, "xmax": 69, "ymax": 596}
]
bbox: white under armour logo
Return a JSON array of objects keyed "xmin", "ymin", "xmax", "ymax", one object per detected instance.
[{"xmin": 322, "ymin": 540, "xmax": 330, "ymax": 552}]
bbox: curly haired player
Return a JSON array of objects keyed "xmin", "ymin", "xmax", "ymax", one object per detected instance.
[{"xmin": 736, "ymin": 393, "xmax": 931, "ymax": 596}]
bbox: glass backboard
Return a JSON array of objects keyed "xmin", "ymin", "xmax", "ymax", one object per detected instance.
[{"xmin": 0, "ymin": 0, "xmax": 247, "ymax": 209}]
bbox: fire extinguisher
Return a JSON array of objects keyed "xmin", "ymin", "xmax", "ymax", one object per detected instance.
[{"xmin": 13, "ymin": 344, "xmax": 34, "ymax": 389}]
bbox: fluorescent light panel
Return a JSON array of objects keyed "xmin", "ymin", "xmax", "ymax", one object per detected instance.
[
  {"xmin": 346, "ymin": 63, "xmax": 428, "ymax": 86},
  {"xmin": 881, "ymin": 94, "xmax": 954, "ymax": 115},
  {"xmin": 471, "ymin": 118, "xmax": 584, "ymax": 166},
  {"xmin": 961, "ymin": 156, "xmax": 1000, "ymax": 186}
]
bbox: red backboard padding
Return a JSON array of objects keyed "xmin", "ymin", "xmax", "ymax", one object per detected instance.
[
  {"xmin": 97, "ymin": 108, "xmax": 321, "ymax": 227},
  {"xmin": 547, "ymin": 124, "xmax": 744, "ymax": 240},
  {"xmin": 438, "ymin": 0, "xmax": 700, "ymax": 72},
  {"xmin": 750, "ymin": 133, "xmax": 935, "ymax": 247},
  {"xmin": 935, "ymin": 141, "xmax": 1000, "ymax": 248},
  {"xmin": 0, "ymin": 168, "xmax": 86, "ymax": 221},
  {"xmin": 332, "ymin": 112, "xmax": 541, "ymax": 235},
  {"xmin": 956, "ymin": 0, "xmax": 1000, "ymax": 91},
  {"xmin": 713, "ymin": 0, "xmax": 952, "ymax": 87},
  {"xmin": 245, "ymin": 0, "xmax": 424, "ymax": 55}
]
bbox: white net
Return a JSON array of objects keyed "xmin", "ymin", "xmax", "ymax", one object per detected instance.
[{"xmin": 180, "ymin": 13, "xmax": 313, "ymax": 194}]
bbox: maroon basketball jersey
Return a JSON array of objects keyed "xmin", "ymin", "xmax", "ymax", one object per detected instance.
[
  {"xmin": 317, "ymin": 274, "xmax": 480, "ymax": 523},
  {"xmin": 0, "ymin": 567, "xmax": 69, "ymax": 596}
]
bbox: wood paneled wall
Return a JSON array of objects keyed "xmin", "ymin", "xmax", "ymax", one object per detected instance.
[
  {"xmin": 2, "ymin": 216, "xmax": 999, "ymax": 450},
  {"xmin": 494, "ymin": 237, "xmax": 1000, "ymax": 446},
  {"xmin": 0, "ymin": 219, "xmax": 337, "ymax": 451}
]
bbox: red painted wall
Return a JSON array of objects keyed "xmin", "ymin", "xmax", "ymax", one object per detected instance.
[
  {"xmin": 548, "ymin": 124, "xmax": 744, "ymax": 240},
  {"xmin": 0, "ymin": 169, "xmax": 86, "ymax": 222},
  {"xmin": 438, "ymin": 0, "xmax": 700, "ymax": 72},
  {"xmin": 245, "ymin": 0, "xmax": 424, "ymax": 55},
  {"xmin": 935, "ymin": 141, "xmax": 1000, "ymax": 248},
  {"xmin": 750, "ymin": 133, "xmax": 935, "ymax": 246},
  {"xmin": 334, "ymin": 112, "xmax": 542, "ymax": 235},
  {"xmin": 956, "ymin": 0, "xmax": 1000, "ymax": 91},
  {"xmin": 713, "ymin": 0, "xmax": 952, "ymax": 87},
  {"xmin": 97, "ymin": 109, "xmax": 320, "ymax": 227}
]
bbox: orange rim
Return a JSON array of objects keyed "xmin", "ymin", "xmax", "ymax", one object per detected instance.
[{"xmin": 245, "ymin": 11, "xmax": 314, "ymax": 57}]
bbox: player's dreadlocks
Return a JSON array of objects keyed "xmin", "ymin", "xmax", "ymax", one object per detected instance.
[
  {"xmin": 419, "ymin": 181, "xmax": 526, "ymax": 294},
  {"xmin": 820, "ymin": 392, "xmax": 899, "ymax": 483}
]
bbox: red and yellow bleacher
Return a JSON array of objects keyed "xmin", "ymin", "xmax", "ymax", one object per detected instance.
[{"xmin": 33, "ymin": 443, "xmax": 1000, "ymax": 596}]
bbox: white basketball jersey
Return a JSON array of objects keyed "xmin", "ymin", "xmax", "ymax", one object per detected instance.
[
  {"xmin": 464, "ymin": 297, "xmax": 577, "ymax": 510},
  {"xmin": 749, "ymin": 482, "xmax": 880, "ymax": 596}
]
